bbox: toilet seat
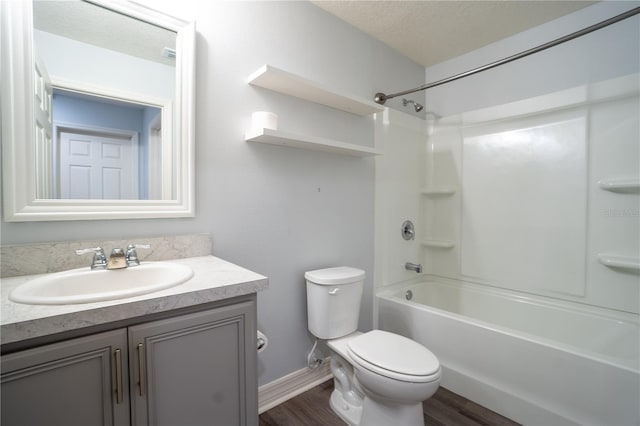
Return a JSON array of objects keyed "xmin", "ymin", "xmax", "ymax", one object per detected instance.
[{"xmin": 347, "ymin": 330, "xmax": 440, "ymax": 383}]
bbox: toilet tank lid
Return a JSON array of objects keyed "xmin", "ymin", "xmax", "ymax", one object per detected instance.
[{"xmin": 305, "ymin": 267, "xmax": 365, "ymax": 285}]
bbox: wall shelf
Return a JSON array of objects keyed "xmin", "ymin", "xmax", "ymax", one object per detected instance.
[
  {"xmin": 598, "ymin": 179, "xmax": 640, "ymax": 193},
  {"xmin": 597, "ymin": 254, "xmax": 640, "ymax": 271},
  {"xmin": 247, "ymin": 65, "xmax": 385, "ymax": 116},
  {"xmin": 421, "ymin": 239, "xmax": 455, "ymax": 249},
  {"xmin": 421, "ymin": 187, "xmax": 456, "ymax": 197},
  {"xmin": 245, "ymin": 128, "xmax": 382, "ymax": 157}
]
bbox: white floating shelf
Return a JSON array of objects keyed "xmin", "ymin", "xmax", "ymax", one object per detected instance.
[
  {"xmin": 248, "ymin": 64, "xmax": 385, "ymax": 116},
  {"xmin": 597, "ymin": 254, "xmax": 640, "ymax": 271},
  {"xmin": 598, "ymin": 179, "xmax": 640, "ymax": 193},
  {"xmin": 245, "ymin": 128, "xmax": 382, "ymax": 157},
  {"xmin": 421, "ymin": 188, "xmax": 456, "ymax": 196},
  {"xmin": 421, "ymin": 239, "xmax": 456, "ymax": 249}
]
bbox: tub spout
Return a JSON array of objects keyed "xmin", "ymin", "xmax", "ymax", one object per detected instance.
[{"xmin": 405, "ymin": 262, "xmax": 422, "ymax": 273}]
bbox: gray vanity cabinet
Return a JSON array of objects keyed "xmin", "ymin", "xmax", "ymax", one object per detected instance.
[
  {"xmin": 1, "ymin": 296, "xmax": 258, "ymax": 426},
  {"xmin": 1, "ymin": 329, "xmax": 131, "ymax": 426},
  {"xmin": 129, "ymin": 299, "xmax": 258, "ymax": 426}
]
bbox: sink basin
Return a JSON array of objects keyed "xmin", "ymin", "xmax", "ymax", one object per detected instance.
[{"xmin": 9, "ymin": 262, "xmax": 194, "ymax": 305}]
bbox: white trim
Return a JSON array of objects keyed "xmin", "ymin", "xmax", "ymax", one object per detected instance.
[
  {"xmin": 147, "ymin": 113, "xmax": 164, "ymax": 200},
  {"xmin": 90, "ymin": 0, "xmax": 189, "ymax": 33},
  {"xmin": 51, "ymin": 76, "xmax": 172, "ymax": 110},
  {"xmin": 258, "ymin": 359, "xmax": 332, "ymax": 414},
  {"xmin": 54, "ymin": 121, "xmax": 139, "ymax": 140},
  {"xmin": 1, "ymin": 0, "xmax": 195, "ymax": 221}
]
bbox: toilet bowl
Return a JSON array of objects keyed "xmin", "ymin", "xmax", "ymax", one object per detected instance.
[{"xmin": 305, "ymin": 267, "xmax": 441, "ymax": 426}]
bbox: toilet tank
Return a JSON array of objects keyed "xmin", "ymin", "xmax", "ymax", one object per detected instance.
[{"xmin": 305, "ymin": 267, "xmax": 365, "ymax": 339}]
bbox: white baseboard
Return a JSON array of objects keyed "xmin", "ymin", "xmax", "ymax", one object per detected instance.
[{"xmin": 258, "ymin": 358, "xmax": 333, "ymax": 414}]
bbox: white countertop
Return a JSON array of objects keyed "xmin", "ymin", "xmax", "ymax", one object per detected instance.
[{"xmin": 1, "ymin": 256, "xmax": 268, "ymax": 345}]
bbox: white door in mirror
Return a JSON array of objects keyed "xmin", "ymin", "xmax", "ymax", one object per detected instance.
[{"xmin": 59, "ymin": 131, "xmax": 139, "ymax": 199}]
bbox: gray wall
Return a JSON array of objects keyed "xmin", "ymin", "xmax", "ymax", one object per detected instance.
[{"xmin": 0, "ymin": 1, "xmax": 424, "ymax": 385}]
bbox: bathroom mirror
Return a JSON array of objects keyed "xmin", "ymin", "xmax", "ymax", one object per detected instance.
[{"xmin": 1, "ymin": 0, "xmax": 195, "ymax": 221}]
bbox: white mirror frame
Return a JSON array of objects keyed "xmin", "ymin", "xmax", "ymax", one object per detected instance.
[{"xmin": 1, "ymin": 0, "xmax": 195, "ymax": 221}]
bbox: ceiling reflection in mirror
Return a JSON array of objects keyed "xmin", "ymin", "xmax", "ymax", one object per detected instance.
[{"xmin": 32, "ymin": 0, "xmax": 177, "ymax": 200}]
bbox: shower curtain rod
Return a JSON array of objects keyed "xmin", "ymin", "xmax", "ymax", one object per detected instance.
[{"xmin": 373, "ymin": 6, "xmax": 640, "ymax": 105}]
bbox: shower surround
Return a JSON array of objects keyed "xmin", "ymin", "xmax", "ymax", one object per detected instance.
[
  {"xmin": 374, "ymin": 73, "xmax": 639, "ymax": 424},
  {"xmin": 374, "ymin": 5, "xmax": 639, "ymax": 422}
]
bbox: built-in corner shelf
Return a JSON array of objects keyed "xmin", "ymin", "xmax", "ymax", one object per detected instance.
[
  {"xmin": 247, "ymin": 65, "xmax": 385, "ymax": 116},
  {"xmin": 421, "ymin": 239, "xmax": 455, "ymax": 249},
  {"xmin": 245, "ymin": 128, "xmax": 382, "ymax": 157},
  {"xmin": 598, "ymin": 179, "xmax": 640, "ymax": 193},
  {"xmin": 597, "ymin": 254, "xmax": 640, "ymax": 272},
  {"xmin": 421, "ymin": 187, "xmax": 456, "ymax": 197}
]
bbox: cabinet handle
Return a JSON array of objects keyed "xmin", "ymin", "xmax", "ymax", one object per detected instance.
[
  {"xmin": 114, "ymin": 349, "xmax": 123, "ymax": 404},
  {"xmin": 137, "ymin": 343, "xmax": 146, "ymax": 396}
]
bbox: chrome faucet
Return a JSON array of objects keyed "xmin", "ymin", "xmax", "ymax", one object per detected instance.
[
  {"xmin": 76, "ymin": 247, "xmax": 107, "ymax": 269},
  {"xmin": 108, "ymin": 248, "xmax": 127, "ymax": 269},
  {"xmin": 109, "ymin": 244, "xmax": 151, "ymax": 269},
  {"xmin": 125, "ymin": 244, "xmax": 150, "ymax": 267},
  {"xmin": 77, "ymin": 243, "xmax": 150, "ymax": 270},
  {"xmin": 405, "ymin": 262, "xmax": 422, "ymax": 273}
]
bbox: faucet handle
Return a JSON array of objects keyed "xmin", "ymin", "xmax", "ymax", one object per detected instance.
[
  {"xmin": 76, "ymin": 247, "xmax": 107, "ymax": 270},
  {"xmin": 126, "ymin": 244, "xmax": 150, "ymax": 267}
]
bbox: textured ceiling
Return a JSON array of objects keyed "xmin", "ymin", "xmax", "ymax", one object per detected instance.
[
  {"xmin": 312, "ymin": 0, "xmax": 597, "ymax": 67},
  {"xmin": 34, "ymin": 1, "xmax": 596, "ymax": 69},
  {"xmin": 33, "ymin": 1, "xmax": 176, "ymax": 66}
]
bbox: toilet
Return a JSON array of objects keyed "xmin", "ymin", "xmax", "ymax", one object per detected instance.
[{"xmin": 305, "ymin": 266, "xmax": 441, "ymax": 426}]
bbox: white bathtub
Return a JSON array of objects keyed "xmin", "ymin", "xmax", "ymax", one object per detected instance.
[{"xmin": 377, "ymin": 278, "xmax": 640, "ymax": 425}]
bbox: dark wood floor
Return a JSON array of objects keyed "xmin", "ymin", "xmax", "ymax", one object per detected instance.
[{"xmin": 259, "ymin": 380, "xmax": 520, "ymax": 426}]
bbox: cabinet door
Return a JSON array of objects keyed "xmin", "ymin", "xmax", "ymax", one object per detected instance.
[
  {"xmin": 1, "ymin": 329, "xmax": 130, "ymax": 426},
  {"xmin": 129, "ymin": 300, "xmax": 257, "ymax": 426}
]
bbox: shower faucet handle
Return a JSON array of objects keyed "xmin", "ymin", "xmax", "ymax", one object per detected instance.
[{"xmin": 401, "ymin": 220, "xmax": 415, "ymax": 240}]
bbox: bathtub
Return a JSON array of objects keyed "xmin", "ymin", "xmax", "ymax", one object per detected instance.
[{"xmin": 377, "ymin": 278, "xmax": 640, "ymax": 425}]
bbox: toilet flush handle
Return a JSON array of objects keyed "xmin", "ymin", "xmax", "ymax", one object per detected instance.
[{"xmin": 328, "ymin": 288, "xmax": 340, "ymax": 295}]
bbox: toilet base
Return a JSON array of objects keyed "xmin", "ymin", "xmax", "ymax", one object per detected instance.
[
  {"xmin": 330, "ymin": 388, "xmax": 362, "ymax": 426},
  {"xmin": 330, "ymin": 386, "xmax": 425, "ymax": 426},
  {"xmin": 359, "ymin": 395, "xmax": 424, "ymax": 426}
]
